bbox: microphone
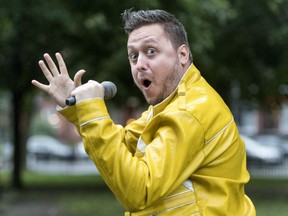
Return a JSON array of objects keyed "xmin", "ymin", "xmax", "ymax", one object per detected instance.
[{"xmin": 65, "ymin": 81, "xmax": 117, "ymax": 106}]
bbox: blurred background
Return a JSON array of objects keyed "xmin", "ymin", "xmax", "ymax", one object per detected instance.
[{"xmin": 0, "ymin": 0, "xmax": 288, "ymax": 215}]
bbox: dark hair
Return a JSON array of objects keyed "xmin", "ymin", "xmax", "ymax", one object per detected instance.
[{"xmin": 122, "ymin": 9, "xmax": 192, "ymax": 62}]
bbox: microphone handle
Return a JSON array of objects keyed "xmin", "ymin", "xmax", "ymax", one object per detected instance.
[
  {"xmin": 65, "ymin": 96, "xmax": 76, "ymax": 106},
  {"xmin": 65, "ymin": 81, "xmax": 117, "ymax": 106}
]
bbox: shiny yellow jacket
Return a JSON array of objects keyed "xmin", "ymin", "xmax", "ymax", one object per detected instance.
[{"xmin": 59, "ymin": 64, "xmax": 256, "ymax": 215}]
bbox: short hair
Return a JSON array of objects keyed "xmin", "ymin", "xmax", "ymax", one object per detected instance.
[{"xmin": 122, "ymin": 9, "xmax": 192, "ymax": 62}]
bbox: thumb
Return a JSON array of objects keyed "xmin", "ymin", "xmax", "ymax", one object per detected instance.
[{"xmin": 74, "ymin": 69, "xmax": 86, "ymax": 87}]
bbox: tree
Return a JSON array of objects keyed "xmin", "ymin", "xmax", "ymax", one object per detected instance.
[
  {"xmin": 0, "ymin": 0, "xmax": 162, "ymax": 189},
  {"xmin": 1, "ymin": 0, "xmax": 287, "ymax": 189},
  {"xmin": 0, "ymin": 0, "xmax": 92, "ymax": 188},
  {"xmin": 210, "ymin": 0, "xmax": 288, "ymax": 104}
]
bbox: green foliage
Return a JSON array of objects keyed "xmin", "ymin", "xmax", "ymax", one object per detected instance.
[
  {"xmin": 208, "ymin": 0, "xmax": 288, "ymax": 104},
  {"xmin": 1, "ymin": 0, "xmax": 287, "ymax": 189},
  {"xmin": 1, "ymin": 0, "xmax": 287, "ymax": 105}
]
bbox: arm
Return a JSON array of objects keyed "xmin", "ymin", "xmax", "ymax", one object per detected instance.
[{"xmin": 71, "ymin": 99, "xmax": 204, "ymax": 211}]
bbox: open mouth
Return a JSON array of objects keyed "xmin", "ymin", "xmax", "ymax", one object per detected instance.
[{"xmin": 142, "ymin": 79, "xmax": 152, "ymax": 88}]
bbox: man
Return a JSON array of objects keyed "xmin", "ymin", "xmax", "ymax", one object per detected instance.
[{"xmin": 32, "ymin": 9, "xmax": 256, "ymax": 216}]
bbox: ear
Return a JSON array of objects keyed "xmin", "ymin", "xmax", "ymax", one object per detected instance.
[{"xmin": 177, "ymin": 44, "xmax": 190, "ymax": 65}]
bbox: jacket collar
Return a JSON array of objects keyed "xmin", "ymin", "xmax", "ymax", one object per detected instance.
[{"xmin": 152, "ymin": 63, "xmax": 201, "ymax": 115}]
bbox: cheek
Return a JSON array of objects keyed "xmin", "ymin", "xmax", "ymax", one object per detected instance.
[
  {"xmin": 153, "ymin": 61, "xmax": 174, "ymax": 80},
  {"xmin": 131, "ymin": 69, "xmax": 138, "ymax": 84},
  {"xmin": 155, "ymin": 53, "xmax": 175, "ymax": 68}
]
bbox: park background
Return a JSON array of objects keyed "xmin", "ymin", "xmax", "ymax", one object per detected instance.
[{"xmin": 0, "ymin": 0, "xmax": 288, "ymax": 215}]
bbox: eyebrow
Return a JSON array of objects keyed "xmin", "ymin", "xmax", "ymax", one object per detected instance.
[{"xmin": 127, "ymin": 38, "xmax": 159, "ymax": 49}]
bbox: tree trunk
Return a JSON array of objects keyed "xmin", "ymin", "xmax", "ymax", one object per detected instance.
[{"xmin": 11, "ymin": 91, "xmax": 24, "ymax": 189}]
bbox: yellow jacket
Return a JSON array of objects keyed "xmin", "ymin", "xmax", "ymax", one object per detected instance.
[{"xmin": 60, "ymin": 64, "xmax": 256, "ymax": 215}]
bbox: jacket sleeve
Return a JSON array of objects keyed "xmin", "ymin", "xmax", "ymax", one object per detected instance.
[
  {"xmin": 58, "ymin": 100, "xmax": 148, "ymax": 155},
  {"xmin": 60, "ymin": 98, "xmax": 205, "ymax": 212}
]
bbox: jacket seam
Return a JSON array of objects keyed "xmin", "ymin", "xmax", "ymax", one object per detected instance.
[
  {"xmin": 204, "ymin": 117, "xmax": 234, "ymax": 145},
  {"xmin": 153, "ymin": 201, "xmax": 198, "ymax": 215},
  {"xmin": 80, "ymin": 116, "xmax": 110, "ymax": 127}
]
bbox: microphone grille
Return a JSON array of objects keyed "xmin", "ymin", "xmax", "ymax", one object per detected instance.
[{"xmin": 101, "ymin": 81, "xmax": 117, "ymax": 100}]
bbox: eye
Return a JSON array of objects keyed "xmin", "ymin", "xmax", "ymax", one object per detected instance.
[
  {"xmin": 147, "ymin": 48, "xmax": 157, "ymax": 56},
  {"xmin": 128, "ymin": 53, "xmax": 138, "ymax": 62}
]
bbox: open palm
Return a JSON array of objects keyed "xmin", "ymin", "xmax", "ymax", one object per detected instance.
[{"xmin": 32, "ymin": 53, "xmax": 85, "ymax": 107}]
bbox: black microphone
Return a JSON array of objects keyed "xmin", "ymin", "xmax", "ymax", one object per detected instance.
[{"xmin": 65, "ymin": 81, "xmax": 117, "ymax": 106}]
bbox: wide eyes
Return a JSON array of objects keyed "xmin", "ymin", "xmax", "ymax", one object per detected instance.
[
  {"xmin": 147, "ymin": 48, "xmax": 156, "ymax": 56},
  {"xmin": 128, "ymin": 53, "xmax": 138, "ymax": 62},
  {"xmin": 128, "ymin": 48, "xmax": 157, "ymax": 63}
]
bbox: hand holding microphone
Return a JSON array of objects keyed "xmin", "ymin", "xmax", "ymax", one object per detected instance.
[{"xmin": 66, "ymin": 81, "xmax": 117, "ymax": 106}]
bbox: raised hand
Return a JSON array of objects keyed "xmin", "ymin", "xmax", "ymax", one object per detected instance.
[{"xmin": 31, "ymin": 53, "xmax": 85, "ymax": 107}]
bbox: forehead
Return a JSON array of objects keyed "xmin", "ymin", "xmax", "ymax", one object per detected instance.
[{"xmin": 127, "ymin": 24, "xmax": 169, "ymax": 47}]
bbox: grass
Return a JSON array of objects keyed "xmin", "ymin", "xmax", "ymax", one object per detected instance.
[
  {"xmin": 1, "ymin": 172, "xmax": 288, "ymax": 215},
  {"xmin": 246, "ymin": 178, "xmax": 288, "ymax": 216},
  {"xmin": 253, "ymin": 198, "xmax": 288, "ymax": 216},
  {"xmin": 0, "ymin": 188, "xmax": 125, "ymax": 216},
  {"xmin": 0, "ymin": 171, "xmax": 125, "ymax": 216},
  {"xmin": 59, "ymin": 190, "xmax": 124, "ymax": 216},
  {"xmin": 1, "ymin": 171, "xmax": 104, "ymax": 186}
]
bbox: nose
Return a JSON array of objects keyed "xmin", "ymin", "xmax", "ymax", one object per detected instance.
[{"xmin": 135, "ymin": 54, "xmax": 148, "ymax": 72}]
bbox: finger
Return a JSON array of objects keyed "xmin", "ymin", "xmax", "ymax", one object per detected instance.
[
  {"xmin": 74, "ymin": 69, "xmax": 86, "ymax": 87},
  {"xmin": 88, "ymin": 80, "xmax": 104, "ymax": 97},
  {"xmin": 31, "ymin": 80, "xmax": 49, "ymax": 93},
  {"xmin": 43, "ymin": 53, "xmax": 60, "ymax": 76},
  {"xmin": 88, "ymin": 80, "xmax": 99, "ymax": 85},
  {"xmin": 55, "ymin": 52, "xmax": 68, "ymax": 75},
  {"xmin": 38, "ymin": 60, "xmax": 53, "ymax": 82},
  {"xmin": 87, "ymin": 80, "xmax": 102, "ymax": 90}
]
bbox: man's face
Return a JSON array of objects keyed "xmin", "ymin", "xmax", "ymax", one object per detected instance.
[{"xmin": 127, "ymin": 24, "xmax": 184, "ymax": 105}]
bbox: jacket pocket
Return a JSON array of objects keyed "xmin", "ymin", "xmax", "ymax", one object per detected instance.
[{"xmin": 127, "ymin": 187, "xmax": 200, "ymax": 216}]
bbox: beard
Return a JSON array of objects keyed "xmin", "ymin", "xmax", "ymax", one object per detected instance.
[{"xmin": 152, "ymin": 61, "xmax": 183, "ymax": 105}]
